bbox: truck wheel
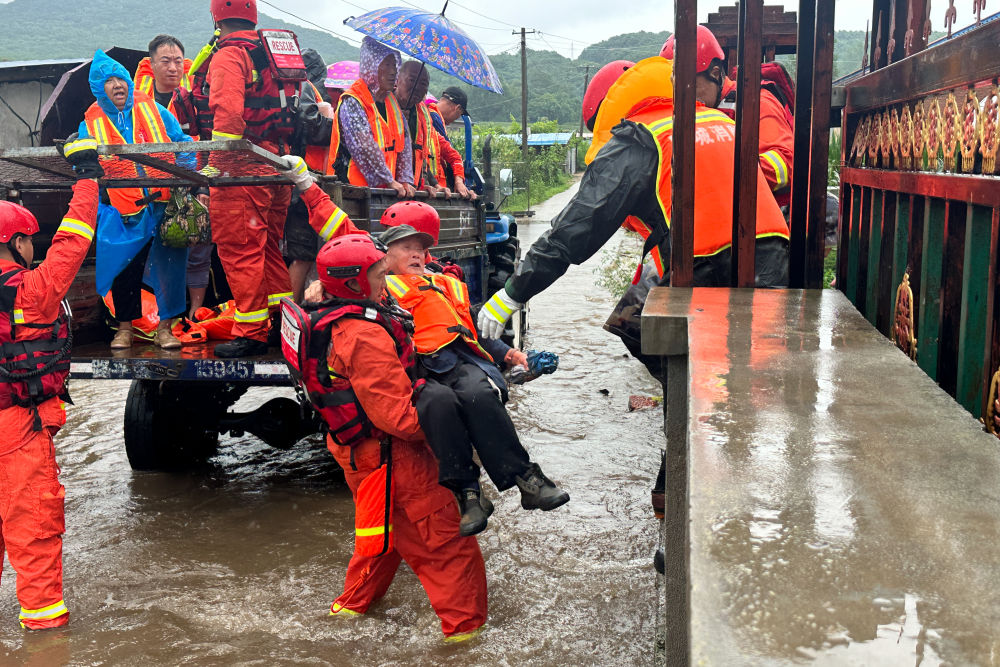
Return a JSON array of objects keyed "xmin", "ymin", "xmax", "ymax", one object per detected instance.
[{"xmin": 123, "ymin": 380, "xmax": 234, "ymax": 471}]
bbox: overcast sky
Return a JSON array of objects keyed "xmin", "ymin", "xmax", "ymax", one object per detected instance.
[
  {"xmin": 245, "ymin": 0, "xmax": 984, "ymax": 58},
  {"xmin": 1, "ymin": 0, "xmax": 983, "ymax": 58}
]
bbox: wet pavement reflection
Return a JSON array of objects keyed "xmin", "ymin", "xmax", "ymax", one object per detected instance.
[
  {"xmin": 0, "ymin": 184, "xmax": 664, "ymax": 665},
  {"xmin": 647, "ymin": 287, "xmax": 1000, "ymax": 665}
]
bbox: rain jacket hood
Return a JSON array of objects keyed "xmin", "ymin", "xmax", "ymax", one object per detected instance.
[
  {"xmin": 359, "ymin": 36, "xmax": 401, "ymax": 93},
  {"xmin": 89, "ymin": 50, "xmax": 135, "ymax": 119}
]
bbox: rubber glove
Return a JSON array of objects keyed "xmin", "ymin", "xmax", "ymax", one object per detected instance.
[
  {"xmin": 478, "ymin": 288, "xmax": 522, "ymax": 339},
  {"xmin": 280, "ymin": 155, "xmax": 316, "ymax": 192},
  {"xmin": 57, "ymin": 136, "xmax": 104, "ymax": 180}
]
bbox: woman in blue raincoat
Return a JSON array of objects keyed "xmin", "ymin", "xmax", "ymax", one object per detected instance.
[{"xmin": 78, "ymin": 50, "xmax": 192, "ymax": 349}]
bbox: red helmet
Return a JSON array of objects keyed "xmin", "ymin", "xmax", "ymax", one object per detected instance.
[
  {"xmin": 380, "ymin": 201, "xmax": 440, "ymax": 244},
  {"xmin": 0, "ymin": 201, "xmax": 39, "ymax": 243},
  {"xmin": 582, "ymin": 60, "xmax": 634, "ymax": 131},
  {"xmin": 211, "ymin": 0, "xmax": 257, "ymax": 24},
  {"xmin": 660, "ymin": 25, "xmax": 725, "ymax": 73},
  {"xmin": 316, "ymin": 234, "xmax": 386, "ymax": 300}
]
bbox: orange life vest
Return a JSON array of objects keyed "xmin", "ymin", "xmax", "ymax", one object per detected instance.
[
  {"xmin": 409, "ymin": 102, "xmax": 441, "ymax": 189},
  {"xmin": 383, "ymin": 273, "xmax": 492, "ymax": 362},
  {"xmin": 326, "ymin": 79, "xmax": 406, "ymax": 185},
  {"xmin": 628, "ymin": 98, "xmax": 789, "ymax": 258},
  {"xmin": 84, "ymin": 91, "xmax": 172, "ymax": 217},
  {"xmin": 132, "ymin": 56, "xmax": 193, "ymax": 118}
]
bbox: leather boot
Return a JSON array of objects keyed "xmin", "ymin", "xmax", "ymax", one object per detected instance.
[
  {"xmin": 214, "ymin": 336, "xmax": 268, "ymax": 358},
  {"xmin": 455, "ymin": 488, "xmax": 494, "ymax": 537},
  {"xmin": 515, "ymin": 463, "xmax": 569, "ymax": 511}
]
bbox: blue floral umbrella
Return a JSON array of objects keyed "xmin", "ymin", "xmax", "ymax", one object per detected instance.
[{"xmin": 344, "ymin": 5, "xmax": 503, "ymax": 94}]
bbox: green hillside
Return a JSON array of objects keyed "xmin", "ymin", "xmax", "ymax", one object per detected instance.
[
  {"xmin": 2, "ymin": 0, "xmax": 879, "ymax": 125},
  {"xmin": 0, "ymin": 0, "xmax": 358, "ymax": 67}
]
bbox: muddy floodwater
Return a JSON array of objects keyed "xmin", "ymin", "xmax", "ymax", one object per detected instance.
[{"xmin": 0, "ymin": 181, "xmax": 666, "ymax": 665}]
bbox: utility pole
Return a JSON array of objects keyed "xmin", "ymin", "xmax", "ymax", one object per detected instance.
[
  {"xmin": 514, "ymin": 27, "xmax": 536, "ymax": 210},
  {"xmin": 578, "ymin": 65, "xmax": 593, "ymax": 136}
]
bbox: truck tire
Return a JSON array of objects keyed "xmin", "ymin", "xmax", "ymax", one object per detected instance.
[{"xmin": 123, "ymin": 380, "xmax": 235, "ymax": 471}]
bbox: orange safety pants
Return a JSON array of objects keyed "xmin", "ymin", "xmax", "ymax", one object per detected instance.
[
  {"xmin": 329, "ymin": 436, "xmax": 487, "ymax": 638},
  {"xmin": 0, "ymin": 428, "xmax": 68, "ymax": 629},
  {"xmin": 209, "ymin": 184, "xmax": 293, "ymax": 341}
]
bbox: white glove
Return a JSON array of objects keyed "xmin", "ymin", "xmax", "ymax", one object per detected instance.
[
  {"xmin": 280, "ymin": 155, "xmax": 316, "ymax": 192},
  {"xmin": 478, "ymin": 288, "xmax": 523, "ymax": 339}
]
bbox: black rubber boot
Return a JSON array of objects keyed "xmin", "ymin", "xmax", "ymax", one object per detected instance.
[
  {"xmin": 654, "ymin": 546, "xmax": 664, "ymax": 574},
  {"xmin": 455, "ymin": 488, "xmax": 494, "ymax": 537},
  {"xmin": 267, "ymin": 313, "xmax": 281, "ymax": 347},
  {"xmin": 515, "ymin": 463, "xmax": 569, "ymax": 511},
  {"xmin": 214, "ymin": 336, "xmax": 268, "ymax": 358}
]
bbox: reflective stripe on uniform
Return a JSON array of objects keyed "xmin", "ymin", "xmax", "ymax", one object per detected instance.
[
  {"xmin": 384, "ymin": 275, "xmax": 408, "ymax": 298},
  {"xmin": 13, "ymin": 309, "xmax": 24, "ymax": 324},
  {"xmin": 234, "ymin": 308, "xmax": 269, "ymax": 323},
  {"xmin": 212, "ymin": 130, "xmax": 243, "ymax": 140},
  {"xmin": 58, "ymin": 217, "xmax": 95, "ymax": 241},
  {"xmin": 760, "ymin": 149, "xmax": 789, "ymax": 189},
  {"xmin": 356, "ymin": 524, "xmax": 392, "ymax": 537},
  {"xmin": 267, "ymin": 292, "xmax": 293, "ymax": 307},
  {"xmin": 648, "ymin": 108, "xmax": 735, "ymax": 137},
  {"xmin": 319, "ymin": 209, "xmax": 348, "ymax": 241},
  {"xmin": 135, "ymin": 100, "xmax": 168, "ymax": 142},
  {"xmin": 63, "ymin": 138, "xmax": 97, "ymax": 156},
  {"xmin": 444, "ymin": 626, "xmax": 484, "ymax": 643},
  {"xmin": 482, "ymin": 296, "xmax": 514, "ymax": 321},
  {"xmin": 19, "ymin": 600, "xmax": 68, "ymax": 621}
]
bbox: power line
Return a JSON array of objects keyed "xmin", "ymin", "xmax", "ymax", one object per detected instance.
[
  {"xmin": 258, "ymin": 0, "xmax": 362, "ymax": 44},
  {"xmin": 449, "ymin": 0, "xmax": 520, "ymax": 29}
]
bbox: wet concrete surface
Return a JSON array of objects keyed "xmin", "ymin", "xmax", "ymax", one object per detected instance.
[
  {"xmin": 644, "ymin": 287, "xmax": 1000, "ymax": 665},
  {"xmin": 0, "ymin": 180, "xmax": 665, "ymax": 665}
]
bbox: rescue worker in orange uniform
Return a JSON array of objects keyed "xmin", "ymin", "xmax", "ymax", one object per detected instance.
[
  {"xmin": 394, "ymin": 61, "xmax": 475, "ymax": 199},
  {"xmin": 0, "ymin": 138, "xmax": 103, "ymax": 629},
  {"xmin": 479, "ymin": 25, "xmax": 790, "ymax": 339},
  {"xmin": 298, "ymin": 232, "xmax": 488, "ymax": 642},
  {"xmin": 204, "ymin": 0, "xmax": 295, "ymax": 357},
  {"xmin": 667, "ymin": 48, "xmax": 795, "ymax": 210}
]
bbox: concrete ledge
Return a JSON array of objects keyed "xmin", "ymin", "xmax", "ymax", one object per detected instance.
[{"xmin": 642, "ymin": 287, "xmax": 1000, "ymax": 665}]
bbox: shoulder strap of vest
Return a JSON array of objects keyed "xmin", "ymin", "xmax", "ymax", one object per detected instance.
[{"xmin": 0, "ymin": 267, "xmax": 25, "ymax": 316}]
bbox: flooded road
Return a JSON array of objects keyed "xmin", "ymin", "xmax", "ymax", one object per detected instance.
[{"xmin": 0, "ymin": 180, "xmax": 665, "ymax": 665}]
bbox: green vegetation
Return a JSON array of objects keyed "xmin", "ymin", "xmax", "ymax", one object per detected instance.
[
  {"xmin": 595, "ymin": 232, "xmax": 644, "ymax": 299},
  {"xmin": 2, "ymin": 0, "xmax": 893, "ymax": 126},
  {"xmin": 448, "ymin": 119, "xmax": 580, "ymax": 211},
  {"xmin": 0, "ymin": 0, "xmax": 357, "ymax": 65},
  {"xmin": 824, "ymin": 248, "xmax": 838, "ymax": 289}
]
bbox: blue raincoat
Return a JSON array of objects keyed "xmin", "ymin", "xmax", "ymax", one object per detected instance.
[{"xmin": 79, "ymin": 49, "xmax": 193, "ymax": 319}]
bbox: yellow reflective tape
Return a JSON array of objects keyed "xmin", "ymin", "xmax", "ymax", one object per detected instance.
[
  {"xmin": 136, "ymin": 101, "xmax": 167, "ymax": 143},
  {"xmin": 234, "ymin": 308, "xmax": 269, "ymax": 323},
  {"xmin": 267, "ymin": 292, "xmax": 293, "ymax": 306},
  {"xmin": 293, "ymin": 160, "xmax": 308, "ymax": 176},
  {"xmin": 13, "ymin": 309, "xmax": 24, "ymax": 324},
  {"xmin": 19, "ymin": 600, "xmax": 68, "ymax": 620},
  {"xmin": 319, "ymin": 209, "xmax": 347, "ymax": 241},
  {"xmin": 330, "ymin": 603, "xmax": 361, "ymax": 616},
  {"xmin": 212, "ymin": 130, "xmax": 243, "ymax": 140},
  {"xmin": 384, "ymin": 275, "xmax": 407, "ymax": 298},
  {"xmin": 760, "ymin": 150, "xmax": 788, "ymax": 188},
  {"xmin": 444, "ymin": 626, "xmax": 484, "ymax": 644},
  {"xmin": 64, "ymin": 138, "xmax": 97, "ymax": 156},
  {"xmin": 58, "ymin": 217, "xmax": 95, "ymax": 241},
  {"xmin": 483, "ymin": 301, "xmax": 512, "ymax": 322},
  {"xmin": 356, "ymin": 524, "xmax": 392, "ymax": 537}
]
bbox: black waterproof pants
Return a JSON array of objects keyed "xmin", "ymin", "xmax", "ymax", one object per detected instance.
[
  {"xmin": 415, "ymin": 360, "xmax": 532, "ymax": 492},
  {"xmin": 111, "ymin": 240, "xmax": 152, "ymax": 322}
]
